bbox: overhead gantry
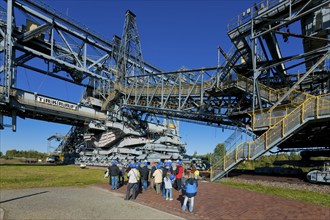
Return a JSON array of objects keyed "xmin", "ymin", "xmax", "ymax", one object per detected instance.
[{"xmin": 0, "ymin": 0, "xmax": 329, "ymax": 169}]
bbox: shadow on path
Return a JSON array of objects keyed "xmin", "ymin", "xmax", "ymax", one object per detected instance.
[{"xmin": 0, "ymin": 191, "xmax": 49, "ymax": 204}]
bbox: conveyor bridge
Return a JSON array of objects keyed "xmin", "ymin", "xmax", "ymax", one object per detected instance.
[
  {"xmin": 0, "ymin": 86, "xmax": 106, "ymax": 127},
  {"xmin": 0, "ymin": 0, "xmax": 329, "ymax": 172}
]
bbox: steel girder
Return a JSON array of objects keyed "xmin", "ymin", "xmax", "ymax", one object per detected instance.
[
  {"xmin": 1, "ymin": 0, "xmax": 329, "ymax": 135},
  {"xmin": 0, "ymin": 0, "xmax": 160, "ymax": 101},
  {"xmin": 114, "ymin": 67, "xmax": 252, "ymax": 128},
  {"xmin": 112, "ymin": 0, "xmax": 330, "ymax": 131},
  {"xmin": 232, "ymin": 0, "xmax": 330, "ymax": 113}
]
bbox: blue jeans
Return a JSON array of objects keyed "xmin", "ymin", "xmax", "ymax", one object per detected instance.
[
  {"xmin": 111, "ymin": 176, "xmax": 119, "ymax": 190},
  {"xmin": 165, "ymin": 188, "xmax": 172, "ymax": 199},
  {"xmin": 141, "ymin": 179, "xmax": 148, "ymax": 190},
  {"xmin": 182, "ymin": 196, "xmax": 194, "ymax": 212}
]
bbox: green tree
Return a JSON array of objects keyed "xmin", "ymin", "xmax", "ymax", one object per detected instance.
[
  {"xmin": 237, "ymin": 160, "xmax": 255, "ymax": 170},
  {"xmin": 4, "ymin": 149, "xmax": 48, "ymax": 160},
  {"xmin": 205, "ymin": 153, "xmax": 212, "ymax": 162},
  {"xmin": 5, "ymin": 150, "xmax": 16, "ymax": 159},
  {"xmin": 289, "ymin": 152, "xmax": 301, "ymax": 161},
  {"xmin": 213, "ymin": 143, "xmax": 226, "ymax": 158},
  {"xmin": 276, "ymin": 153, "xmax": 289, "ymax": 161},
  {"xmin": 211, "ymin": 143, "xmax": 227, "ymax": 164},
  {"xmin": 0, "ymin": 151, "xmax": 3, "ymax": 157}
]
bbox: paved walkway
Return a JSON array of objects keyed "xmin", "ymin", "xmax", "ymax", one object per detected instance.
[
  {"xmin": 96, "ymin": 180, "xmax": 330, "ymax": 220},
  {"xmin": 0, "ymin": 186, "xmax": 183, "ymax": 220}
]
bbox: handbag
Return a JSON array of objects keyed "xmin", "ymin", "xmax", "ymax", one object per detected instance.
[{"xmin": 104, "ymin": 169, "xmax": 109, "ymax": 178}]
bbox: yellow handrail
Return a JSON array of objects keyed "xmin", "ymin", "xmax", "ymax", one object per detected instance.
[{"xmin": 211, "ymin": 94, "xmax": 330, "ymax": 180}]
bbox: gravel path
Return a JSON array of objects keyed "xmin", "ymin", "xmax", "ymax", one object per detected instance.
[
  {"xmin": 0, "ymin": 186, "xmax": 183, "ymax": 220},
  {"xmin": 221, "ymin": 177, "xmax": 330, "ymax": 194}
]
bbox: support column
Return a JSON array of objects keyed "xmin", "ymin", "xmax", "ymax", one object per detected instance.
[
  {"xmin": 4, "ymin": 0, "xmax": 14, "ymax": 103},
  {"xmin": 12, "ymin": 110, "xmax": 16, "ymax": 132},
  {"xmin": 0, "ymin": 113, "xmax": 3, "ymax": 130},
  {"xmin": 252, "ymin": 19, "xmax": 257, "ymax": 114}
]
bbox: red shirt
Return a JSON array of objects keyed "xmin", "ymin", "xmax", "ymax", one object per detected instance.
[{"xmin": 176, "ymin": 165, "xmax": 184, "ymax": 178}]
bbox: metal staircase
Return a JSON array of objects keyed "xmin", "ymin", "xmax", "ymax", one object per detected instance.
[
  {"xmin": 217, "ymin": 48, "xmax": 244, "ymax": 82},
  {"xmin": 230, "ymin": 74, "xmax": 313, "ymax": 130},
  {"xmin": 211, "ymin": 94, "xmax": 330, "ymax": 181}
]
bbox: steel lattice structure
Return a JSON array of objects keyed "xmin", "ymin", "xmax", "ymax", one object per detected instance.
[
  {"xmin": 112, "ymin": 0, "xmax": 330, "ymax": 133},
  {"xmin": 0, "ymin": 0, "xmax": 329, "ymax": 168}
]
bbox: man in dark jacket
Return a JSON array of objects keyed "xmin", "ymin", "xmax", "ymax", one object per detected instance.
[
  {"xmin": 140, "ymin": 162, "xmax": 149, "ymax": 191},
  {"xmin": 109, "ymin": 161, "xmax": 120, "ymax": 190}
]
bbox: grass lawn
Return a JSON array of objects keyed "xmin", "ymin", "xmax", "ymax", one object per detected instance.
[
  {"xmin": 220, "ymin": 181, "xmax": 330, "ymax": 207},
  {"xmin": 0, "ymin": 164, "xmax": 108, "ymax": 189},
  {"xmin": 1, "ymin": 164, "xmax": 329, "ymax": 208}
]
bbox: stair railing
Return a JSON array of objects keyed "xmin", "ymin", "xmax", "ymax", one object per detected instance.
[{"xmin": 211, "ymin": 94, "xmax": 330, "ymax": 181}]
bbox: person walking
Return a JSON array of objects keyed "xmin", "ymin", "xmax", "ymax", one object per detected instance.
[
  {"xmin": 164, "ymin": 172, "xmax": 174, "ymax": 201},
  {"xmin": 109, "ymin": 161, "xmax": 120, "ymax": 190},
  {"xmin": 124, "ymin": 164, "xmax": 140, "ymax": 200},
  {"xmin": 182, "ymin": 172, "xmax": 198, "ymax": 213},
  {"xmin": 152, "ymin": 164, "xmax": 163, "ymax": 194}
]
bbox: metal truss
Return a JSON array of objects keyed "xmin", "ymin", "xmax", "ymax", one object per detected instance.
[
  {"xmin": 116, "ymin": 10, "xmax": 146, "ymax": 82},
  {"xmin": 111, "ymin": 0, "xmax": 330, "ymax": 133},
  {"xmin": 232, "ymin": 0, "xmax": 330, "ymax": 112},
  {"xmin": 0, "ymin": 0, "xmax": 160, "ymax": 130},
  {"xmin": 0, "ymin": 0, "xmax": 160, "ymax": 101},
  {"xmin": 115, "ymin": 66, "xmax": 252, "ymax": 128},
  {"xmin": 1, "ymin": 0, "xmax": 329, "ymax": 136},
  {"xmin": 1, "ymin": 0, "xmax": 115, "ymax": 101}
]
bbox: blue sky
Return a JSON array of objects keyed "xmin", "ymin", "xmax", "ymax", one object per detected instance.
[{"xmin": 1, "ymin": 0, "xmax": 259, "ymax": 155}]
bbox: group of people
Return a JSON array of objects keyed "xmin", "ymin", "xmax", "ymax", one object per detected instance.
[{"xmin": 105, "ymin": 160, "xmax": 199, "ymax": 213}]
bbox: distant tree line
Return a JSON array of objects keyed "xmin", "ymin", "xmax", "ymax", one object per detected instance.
[
  {"xmin": 237, "ymin": 152, "xmax": 302, "ymax": 170},
  {"xmin": 4, "ymin": 149, "xmax": 48, "ymax": 160},
  {"xmin": 190, "ymin": 143, "xmax": 227, "ymax": 164}
]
